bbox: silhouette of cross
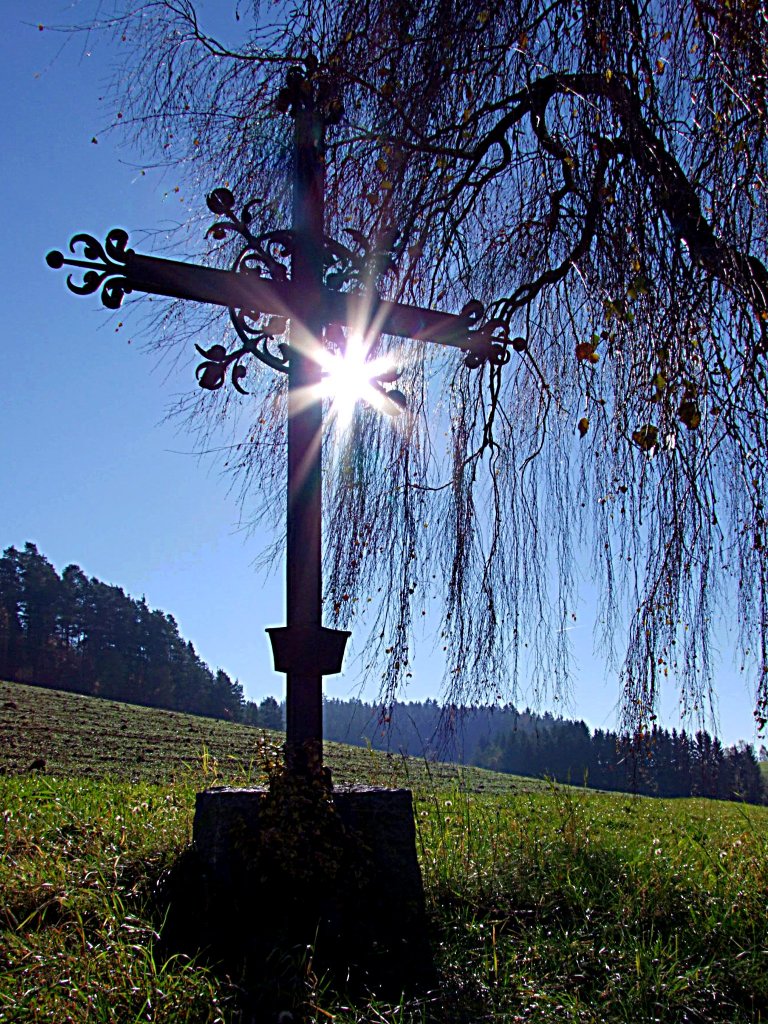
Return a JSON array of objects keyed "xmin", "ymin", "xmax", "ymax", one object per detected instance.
[{"xmin": 47, "ymin": 66, "xmax": 512, "ymax": 767}]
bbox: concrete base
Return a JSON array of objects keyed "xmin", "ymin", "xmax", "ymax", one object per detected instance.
[{"xmin": 164, "ymin": 785, "xmax": 434, "ymax": 1002}]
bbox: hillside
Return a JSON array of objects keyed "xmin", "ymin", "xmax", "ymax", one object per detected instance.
[
  {"xmin": 2, "ymin": 678, "xmax": 767, "ymax": 1023},
  {"xmin": 0, "ymin": 679, "xmax": 543, "ymax": 795}
]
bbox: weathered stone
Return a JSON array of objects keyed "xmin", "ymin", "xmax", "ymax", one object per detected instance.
[{"xmin": 181, "ymin": 784, "xmax": 434, "ymax": 1001}]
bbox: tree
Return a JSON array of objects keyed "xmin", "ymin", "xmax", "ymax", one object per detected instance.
[
  {"xmin": 12, "ymin": 544, "xmax": 62, "ymax": 686},
  {"xmin": 61, "ymin": 0, "xmax": 768, "ymax": 731},
  {"xmin": 0, "ymin": 546, "xmax": 25, "ymax": 681},
  {"xmin": 258, "ymin": 695, "xmax": 284, "ymax": 730}
]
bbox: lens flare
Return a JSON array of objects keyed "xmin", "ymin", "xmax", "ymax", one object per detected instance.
[{"xmin": 318, "ymin": 333, "xmax": 400, "ymax": 431}]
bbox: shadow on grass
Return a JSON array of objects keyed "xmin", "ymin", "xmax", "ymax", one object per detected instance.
[{"xmin": 153, "ymin": 840, "xmax": 437, "ymax": 1023}]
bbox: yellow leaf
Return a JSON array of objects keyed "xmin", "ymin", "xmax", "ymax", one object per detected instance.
[
  {"xmin": 632, "ymin": 424, "xmax": 658, "ymax": 451},
  {"xmin": 578, "ymin": 417, "xmax": 590, "ymax": 438}
]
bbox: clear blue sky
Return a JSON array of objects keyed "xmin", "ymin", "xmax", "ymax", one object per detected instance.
[{"xmin": 1, "ymin": 1, "xmax": 762, "ymax": 747}]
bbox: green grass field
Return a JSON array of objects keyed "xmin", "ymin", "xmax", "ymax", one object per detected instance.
[
  {"xmin": 0, "ymin": 680, "xmax": 542, "ymax": 795},
  {"xmin": 1, "ymin": 679, "xmax": 767, "ymax": 1023}
]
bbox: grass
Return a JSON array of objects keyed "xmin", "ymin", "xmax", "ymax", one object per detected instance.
[
  {"xmin": 0, "ymin": 680, "xmax": 541, "ymax": 796},
  {"xmin": 417, "ymin": 786, "xmax": 768, "ymax": 1022},
  {"xmin": 1, "ymin": 679, "xmax": 767, "ymax": 1022}
]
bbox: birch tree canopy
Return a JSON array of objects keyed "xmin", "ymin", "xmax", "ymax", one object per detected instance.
[{"xmin": 69, "ymin": 0, "xmax": 768, "ymax": 732}]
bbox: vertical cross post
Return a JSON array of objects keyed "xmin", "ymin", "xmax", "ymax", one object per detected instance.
[
  {"xmin": 263, "ymin": 72, "xmax": 351, "ymax": 772},
  {"xmin": 284, "ymin": 92, "xmax": 326, "ymax": 765}
]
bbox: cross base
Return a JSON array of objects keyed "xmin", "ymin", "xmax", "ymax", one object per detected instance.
[{"xmin": 158, "ymin": 784, "xmax": 436, "ymax": 1008}]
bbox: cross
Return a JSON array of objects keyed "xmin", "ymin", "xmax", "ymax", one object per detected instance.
[{"xmin": 47, "ymin": 66, "xmax": 512, "ymax": 770}]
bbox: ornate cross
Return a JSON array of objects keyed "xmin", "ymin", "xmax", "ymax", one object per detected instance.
[{"xmin": 47, "ymin": 67, "xmax": 512, "ymax": 767}]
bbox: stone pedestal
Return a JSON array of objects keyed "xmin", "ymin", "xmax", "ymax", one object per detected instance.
[{"xmin": 171, "ymin": 785, "xmax": 433, "ymax": 1001}]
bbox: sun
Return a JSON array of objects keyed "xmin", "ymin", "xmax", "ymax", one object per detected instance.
[{"xmin": 317, "ymin": 333, "xmax": 403, "ymax": 430}]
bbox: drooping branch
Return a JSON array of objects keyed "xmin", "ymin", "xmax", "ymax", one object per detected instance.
[{"xmin": 477, "ymin": 71, "xmax": 768, "ymax": 345}]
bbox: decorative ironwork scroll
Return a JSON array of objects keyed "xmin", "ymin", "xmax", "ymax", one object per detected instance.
[
  {"xmin": 46, "ymin": 229, "xmax": 133, "ymax": 310},
  {"xmin": 204, "ymin": 185, "xmax": 398, "ymax": 383},
  {"xmin": 206, "ymin": 188, "xmax": 293, "ymax": 378},
  {"xmin": 322, "ymin": 230, "xmax": 397, "ymax": 293},
  {"xmin": 457, "ymin": 300, "xmax": 512, "ymax": 369}
]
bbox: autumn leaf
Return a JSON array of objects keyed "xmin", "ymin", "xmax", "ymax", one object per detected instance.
[
  {"xmin": 627, "ymin": 274, "xmax": 650, "ymax": 300},
  {"xmin": 578, "ymin": 417, "xmax": 590, "ymax": 438},
  {"xmin": 678, "ymin": 398, "xmax": 701, "ymax": 430},
  {"xmin": 576, "ymin": 340, "xmax": 600, "ymax": 364},
  {"xmin": 632, "ymin": 424, "xmax": 659, "ymax": 451}
]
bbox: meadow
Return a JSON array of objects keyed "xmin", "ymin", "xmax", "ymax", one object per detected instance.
[{"xmin": 1, "ymin": 679, "xmax": 766, "ymax": 1023}]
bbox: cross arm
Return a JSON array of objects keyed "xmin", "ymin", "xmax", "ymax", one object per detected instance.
[
  {"xmin": 328, "ymin": 291, "xmax": 508, "ymax": 363},
  {"xmin": 46, "ymin": 229, "xmax": 510, "ymax": 365},
  {"xmin": 129, "ymin": 252, "xmax": 298, "ymax": 315},
  {"xmin": 46, "ymin": 229, "xmax": 296, "ymax": 321}
]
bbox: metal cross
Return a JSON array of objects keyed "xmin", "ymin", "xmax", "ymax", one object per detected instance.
[{"xmin": 47, "ymin": 67, "xmax": 512, "ymax": 768}]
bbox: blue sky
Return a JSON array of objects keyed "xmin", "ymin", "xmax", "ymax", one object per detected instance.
[{"xmin": 1, "ymin": 1, "xmax": 763, "ymax": 746}]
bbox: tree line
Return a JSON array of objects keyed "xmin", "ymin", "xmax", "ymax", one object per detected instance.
[
  {"xmin": 2, "ymin": 542, "xmax": 762, "ymax": 801},
  {"xmin": 322, "ymin": 698, "xmax": 765, "ymax": 804},
  {"xmin": 0, "ymin": 542, "xmax": 279, "ymax": 725}
]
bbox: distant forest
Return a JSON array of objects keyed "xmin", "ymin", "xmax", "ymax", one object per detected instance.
[
  {"xmin": 323, "ymin": 699, "xmax": 766, "ymax": 804},
  {"xmin": 0, "ymin": 542, "xmax": 279, "ymax": 725},
  {"xmin": 2, "ymin": 542, "xmax": 764, "ymax": 803}
]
